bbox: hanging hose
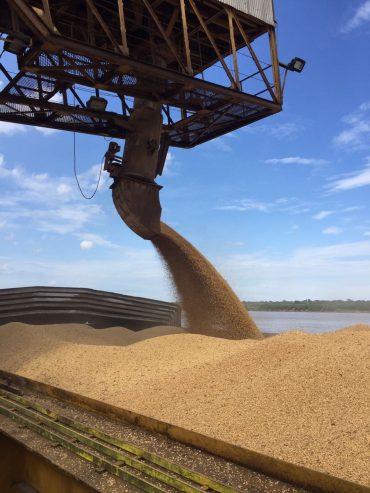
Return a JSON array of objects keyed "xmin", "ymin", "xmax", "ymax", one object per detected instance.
[{"xmin": 73, "ymin": 129, "xmax": 104, "ymax": 200}]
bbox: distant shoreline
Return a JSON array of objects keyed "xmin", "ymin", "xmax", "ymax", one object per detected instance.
[
  {"xmin": 248, "ymin": 309, "xmax": 370, "ymax": 313},
  {"xmin": 243, "ymin": 300, "xmax": 370, "ymax": 314}
]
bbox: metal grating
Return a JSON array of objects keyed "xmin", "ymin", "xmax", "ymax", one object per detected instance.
[
  {"xmin": 0, "ymin": 60, "xmax": 279, "ymax": 147},
  {"xmin": 0, "ymin": 0, "xmax": 282, "ymax": 148}
]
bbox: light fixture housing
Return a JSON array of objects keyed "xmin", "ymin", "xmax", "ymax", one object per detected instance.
[
  {"xmin": 4, "ymin": 32, "xmax": 31, "ymax": 54},
  {"xmin": 288, "ymin": 57, "xmax": 306, "ymax": 73},
  {"xmin": 86, "ymin": 96, "xmax": 108, "ymax": 111}
]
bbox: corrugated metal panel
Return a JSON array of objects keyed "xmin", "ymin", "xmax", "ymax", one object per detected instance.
[
  {"xmin": 216, "ymin": 0, "xmax": 275, "ymax": 26},
  {"xmin": 0, "ymin": 286, "xmax": 181, "ymax": 329}
]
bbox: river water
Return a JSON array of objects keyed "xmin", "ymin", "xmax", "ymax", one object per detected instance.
[{"xmin": 250, "ymin": 311, "xmax": 370, "ymax": 334}]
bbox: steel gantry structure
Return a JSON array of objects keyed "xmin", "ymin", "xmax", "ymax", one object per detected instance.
[
  {"xmin": 0, "ymin": 0, "xmax": 283, "ymax": 149},
  {"xmin": 0, "ymin": 0, "xmax": 304, "ymax": 239}
]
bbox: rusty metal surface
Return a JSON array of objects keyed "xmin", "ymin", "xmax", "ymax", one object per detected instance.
[
  {"xmin": 0, "ymin": 286, "xmax": 181, "ymax": 329},
  {"xmin": 0, "ymin": 0, "xmax": 281, "ymax": 148},
  {"xmin": 112, "ymin": 177, "xmax": 162, "ymax": 240}
]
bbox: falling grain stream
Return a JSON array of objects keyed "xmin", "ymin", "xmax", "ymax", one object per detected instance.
[{"xmin": 152, "ymin": 223, "xmax": 262, "ymax": 340}]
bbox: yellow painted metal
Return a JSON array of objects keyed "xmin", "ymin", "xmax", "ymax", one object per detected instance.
[
  {"xmin": 1, "ymin": 371, "xmax": 369, "ymax": 493},
  {"xmin": 0, "ymin": 390, "xmax": 240, "ymax": 493},
  {"xmin": 0, "ymin": 401, "xmax": 166, "ymax": 493},
  {"xmin": 1, "ymin": 389, "xmax": 237, "ymax": 493}
]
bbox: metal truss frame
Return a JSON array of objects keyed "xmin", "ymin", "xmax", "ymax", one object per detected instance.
[{"xmin": 0, "ymin": 0, "xmax": 282, "ymax": 148}]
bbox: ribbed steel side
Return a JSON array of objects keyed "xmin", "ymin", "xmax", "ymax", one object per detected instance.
[
  {"xmin": 0, "ymin": 286, "xmax": 181, "ymax": 330},
  {"xmin": 217, "ymin": 0, "xmax": 275, "ymax": 25}
]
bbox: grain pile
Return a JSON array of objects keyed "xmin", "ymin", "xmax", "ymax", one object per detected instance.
[
  {"xmin": 0, "ymin": 322, "xmax": 369, "ymax": 486},
  {"xmin": 152, "ymin": 222, "xmax": 262, "ymax": 339}
]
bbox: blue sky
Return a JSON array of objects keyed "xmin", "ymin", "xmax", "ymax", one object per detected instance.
[{"xmin": 1, "ymin": 0, "xmax": 370, "ymax": 301}]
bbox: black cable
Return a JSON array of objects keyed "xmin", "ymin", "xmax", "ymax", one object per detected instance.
[{"xmin": 73, "ymin": 129, "xmax": 104, "ymax": 200}]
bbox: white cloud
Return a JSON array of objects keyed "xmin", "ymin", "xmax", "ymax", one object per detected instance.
[
  {"xmin": 334, "ymin": 121, "xmax": 370, "ymax": 149},
  {"xmin": 212, "ymin": 137, "xmax": 232, "ymax": 152},
  {"xmin": 322, "ymin": 226, "xmax": 343, "ymax": 235},
  {"xmin": 0, "ymin": 205, "xmax": 101, "ymax": 235},
  {"xmin": 328, "ymin": 162, "xmax": 370, "ymax": 191},
  {"xmin": 266, "ymin": 123, "xmax": 302, "ymax": 139},
  {"xmin": 313, "ymin": 207, "xmax": 362, "ymax": 220},
  {"xmin": 218, "ymin": 241, "xmax": 370, "ymax": 300},
  {"xmin": 162, "ymin": 152, "xmax": 181, "ymax": 177},
  {"xmin": 359, "ymin": 102, "xmax": 370, "ymax": 111},
  {"xmin": 243, "ymin": 122, "xmax": 302, "ymax": 140},
  {"xmin": 163, "ymin": 152, "xmax": 175, "ymax": 175},
  {"xmin": 33, "ymin": 205, "xmax": 102, "ymax": 234},
  {"xmin": 343, "ymin": 206, "xmax": 363, "ymax": 212},
  {"xmin": 334, "ymin": 102, "xmax": 370, "ymax": 150},
  {"xmin": 0, "ymin": 156, "xmax": 105, "ymax": 233},
  {"xmin": 293, "ymin": 241, "xmax": 370, "ymax": 260},
  {"xmin": 0, "ymin": 122, "xmax": 26, "ymax": 135},
  {"xmin": 76, "ymin": 163, "xmax": 109, "ymax": 191},
  {"xmin": 364, "ymin": 231, "xmax": 370, "ymax": 236},
  {"xmin": 78, "ymin": 233, "xmax": 118, "ymax": 249},
  {"xmin": 34, "ymin": 126, "xmax": 59, "ymax": 136},
  {"xmin": 218, "ymin": 198, "xmax": 270, "ymax": 212},
  {"xmin": 313, "ymin": 210, "xmax": 334, "ymax": 220},
  {"xmin": 342, "ymin": 0, "xmax": 370, "ymax": 32},
  {"xmin": 0, "ymin": 121, "xmax": 58, "ymax": 137},
  {"xmin": 80, "ymin": 240, "xmax": 93, "ymax": 250},
  {"xmin": 217, "ymin": 197, "xmax": 310, "ymax": 215},
  {"xmin": 0, "ymin": 264, "xmax": 11, "ymax": 274},
  {"xmin": 0, "ymin": 156, "xmax": 22, "ymax": 180},
  {"xmin": 265, "ymin": 157, "xmax": 328, "ymax": 165},
  {"xmin": 0, "ymin": 248, "xmax": 170, "ymax": 301},
  {"xmin": 57, "ymin": 183, "xmax": 73, "ymax": 196},
  {"xmin": 0, "ymin": 156, "xmax": 105, "ymax": 203}
]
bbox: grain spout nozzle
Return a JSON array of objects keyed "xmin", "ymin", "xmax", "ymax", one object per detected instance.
[
  {"xmin": 105, "ymin": 98, "xmax": 167, "ymax": 240},
  {"xmin": 112, "ymin": 176, "xmax": 162, "ymax": 240}
]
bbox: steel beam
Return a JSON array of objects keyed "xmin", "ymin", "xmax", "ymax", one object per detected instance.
[{"xmin": 0, "ymin": 0, "xmax": 282, "ymax": 148}]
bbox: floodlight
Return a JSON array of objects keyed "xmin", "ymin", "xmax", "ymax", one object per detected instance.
[
  {"xmin": 287, "ymin": 57, "xmax": 306, "ymax": 73},
  {"xmin": 4, "ymin": 32, "xmax": 31, "ymax": 54},
  {"xmin": 86, "ymin": 96, "xmax": 108, "ymax": 111}
]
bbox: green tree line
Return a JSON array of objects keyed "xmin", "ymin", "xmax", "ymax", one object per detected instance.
[{"xmin": 243, "ymin": 300, "xmax": 370, "ymax": 313}]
